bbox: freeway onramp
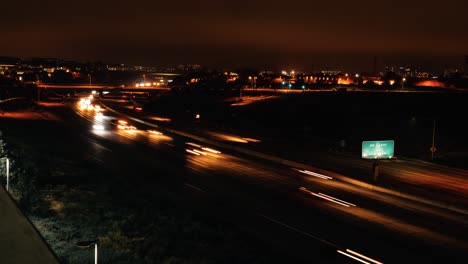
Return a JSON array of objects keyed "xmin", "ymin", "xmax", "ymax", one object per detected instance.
[{"xmin": 0, "ymin": 186, "xmax": 59, "ymax": 263}]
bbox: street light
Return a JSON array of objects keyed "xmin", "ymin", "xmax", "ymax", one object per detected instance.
[
  {"xmin": 88, "ymin": 74, "xmax": 92, "ymax": 86},
  {"xmin": 402, "ymin": 78, "xmax": 406, "ymax": 90},
  {"xmin": 76, "ymin": 240, "xmax": 98, "ymax": 264}
]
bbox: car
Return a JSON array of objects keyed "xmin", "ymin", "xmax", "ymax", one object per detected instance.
[
  {"xmin": 109, "ymin": 119, "xmax": 137, "ymax": 130},
  {"xmin": 185, "ymin": 142, "xmax": 221, "ymax": 156},
  {"xmin": 133, "ymin": 105, "xmax": 143, "ymax": 112}
]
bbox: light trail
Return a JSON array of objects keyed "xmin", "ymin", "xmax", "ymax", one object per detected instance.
[
  {"xmin": 299, "ymin": 187, "xmax": 356, "ymax": 207},
  {"xmin": 337, "ymin": 249, "xmax": 384, "ymax": 264},
  {"xmin": 295, "ymin": 169, "xmax": 333, "ymax": 180}
]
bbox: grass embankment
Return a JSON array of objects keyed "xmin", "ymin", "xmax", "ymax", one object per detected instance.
[{"xmin": 1, "ymin": 118, "xmax": 283, "ymax": 263}]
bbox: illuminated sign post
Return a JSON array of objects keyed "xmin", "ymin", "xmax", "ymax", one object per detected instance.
[
  {"xmin": 362, "ymin": 140, "xmax": 394, "ymax": 182},
  {"xmin": 362, "ymin": 140, "xmax": 394, "ymax": 159}
]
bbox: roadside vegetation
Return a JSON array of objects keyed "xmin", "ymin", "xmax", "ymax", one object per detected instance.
[{"xmin": 0, "ymin": 123, "xmax": 285, "ymax": 263}]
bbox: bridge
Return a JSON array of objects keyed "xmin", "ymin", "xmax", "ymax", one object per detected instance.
[{"xmin": 35, "ymin": 83, "xmax": 171, "ymax": 93}]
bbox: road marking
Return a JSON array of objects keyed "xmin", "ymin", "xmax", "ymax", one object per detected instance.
[
  {"xmin": 337, "ymin": 249, "xmax": 384, "ymax": 264},
  {"xmin": 185, "ymin": 183, "xmax": 205, "ymax": 192},
  {"xmin": 186, "ymin": 149, "xmax": 200, "ymax": 155},
  {"xmin": 295, "ymin": 168, "xmax": 333, "ymax": 180},
  {"xmin": 90, "ymin": 140, "xmax": 112, "ymax": 152},
  {"xmin": 258, "ymin": 213, "xmax": 336, "ymax": 247},
  {"xmin": 88, "ymin": 155, "xmax": 104, "ymax": 164},
  {"xmin": 186, "ymin": 142, "xmax": 202, "ymax": 148},
  {"xmin": 299, "ymin": 187, "xmax": 356, "ymax": 207},
  {"xmin": 318, "ymin": 192, "xmax": 356, "ymax": 207}
]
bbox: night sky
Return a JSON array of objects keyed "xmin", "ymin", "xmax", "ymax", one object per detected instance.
[{"xmin": 1, "ymin": 0, "xmax": 467, "ymax": 72}]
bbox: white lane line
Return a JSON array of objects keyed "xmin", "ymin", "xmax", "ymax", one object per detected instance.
[
  {"xmin": 186, "ymin": 142, "xmax": 202, "ymax": 148},
  {"xmin": 337, "ymin": 249, "xmax": 384, "ymax": 264},
  {"xmin": 318, "ymin": 192, "xmax": 356, "ymax": 207},
  {"xmin": 258, "ymin": 214, "xmax": 336, "ymax": 247},
  {"xmin": 311, "ymin": 192, "xmax": 352, "ymax": 207},
  {"xmin": 192, "ymin": 149, "xmax": 207, "ymax": 155},
  {"xmin": 185, "ymin": 183, "xmax": 205, "ymax": 192},
  {"xmin": 89, "ymin": 155, "xmax": 104, "ymax": 164},
  {"xmin": 346, "ymin": 249, "xmax": 384, "ymax": 264},
  {"xmin": 186, "ymin": 149, "xmax": 200, "ymax": 155},
  {"xmin": 337, "ymin": 250, "xmax": 371, "ymax": 264},
  {"xmin": 201, "ymin": 147, "xmax": 221, "ymax": 154},
  {"xmin": 90, "ymin": 141, "xmax": 112, "ymax": 152},
  {"xmin": 299, "ymin": 187, "xmax": 356, "ymax": 208},
  {"xmin": 295, "ymin": 169, "xmax": 333, "ymax": 180}
]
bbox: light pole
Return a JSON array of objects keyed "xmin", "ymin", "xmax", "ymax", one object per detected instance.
[
  {"xmin": 76, "ymin": 240, "xmax": 98, "ymax": 264},
  {"xmin": 411, "ymin": 117, "xmax": 437, "ymax": 161},
  {"xmin": 401, "ymin": 77, "xmax": 406, "ymax": 90},
  {"xmin": 254, "ymin": 76, "xmax": 257, "ymax": 91},
  {"xmin": 88, "ymin": 74, "xmax": 92, "ymax": 86},
  {"xmin": 431, "ymin": 119, "xmax": 436, "ymax": 161},
  {"xmin": 35, "ymin": 74, "xmax": 40, "ymax": 104}
]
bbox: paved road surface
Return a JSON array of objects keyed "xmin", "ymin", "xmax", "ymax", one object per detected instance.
[{"xmin": 0, "ymin": 186, "xmax": 59, "ymax": 264}]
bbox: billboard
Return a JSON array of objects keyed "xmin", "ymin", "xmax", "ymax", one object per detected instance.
[{"xmin": 362, "ymin": 140, "xmax": 394, "ymax": 159}]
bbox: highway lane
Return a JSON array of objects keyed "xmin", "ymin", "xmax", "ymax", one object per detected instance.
[
  {"xmin": 292, "ymin": 153, "xmax": 468, "ymax": 208},
  {"xmin": 65, "ymin": 96, "xmax": 468, "ymax": 263}
]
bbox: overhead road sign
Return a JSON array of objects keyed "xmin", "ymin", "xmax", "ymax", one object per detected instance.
[{"xmin": 362, "ymin": 140, "xmax": 394, "ymax": 159}]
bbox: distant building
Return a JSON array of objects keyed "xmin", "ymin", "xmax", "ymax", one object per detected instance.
[
  {"xmin": 443, "ymin": 68, "xmax": 460, "ymax": 78},
  {"xmin": 106, "ymin": 64, "xmax": 137, "ymax": 71},
  {"xmin": 0, "ymin": 56, "xmax": 20, "ymax": 75}
]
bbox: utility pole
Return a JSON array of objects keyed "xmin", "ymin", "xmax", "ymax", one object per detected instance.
[
  {"xmin": 36, "ymin": 74, "xmax": 40, "ymax": 104},
  {"xmin": 431, "ymin": 119, "xmax": 436, "ymax": 161},
  {"xmin": 372, "ymin": 159, "xmax": 379, "ymax": 182}
]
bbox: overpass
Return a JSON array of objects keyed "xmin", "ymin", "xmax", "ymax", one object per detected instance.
[{"xmin": 35, "ymin": 83, "xmax": 171, "ymax": 95}]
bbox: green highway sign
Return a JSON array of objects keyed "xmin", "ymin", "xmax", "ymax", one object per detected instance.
[{"xmin": 362, "ymin": 140, "xmax": 394, "ymax": 159}]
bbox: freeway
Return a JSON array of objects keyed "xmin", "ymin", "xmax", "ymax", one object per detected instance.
[{"xmin": 65, "ymin": 94, "xmax": 468, "ymax": 263}]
